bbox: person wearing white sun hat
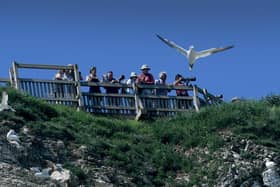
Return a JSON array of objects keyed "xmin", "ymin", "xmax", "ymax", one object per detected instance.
[
  {"xmin": 136, "ymin": 64, "xmax": 154, "ymax": 95},
  {"xmin": 126, "ymin": 72, "xmax": 138, "ymax": 94}
]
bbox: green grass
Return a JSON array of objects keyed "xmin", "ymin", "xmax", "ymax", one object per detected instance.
[{"xmin": 2, "ymin": 87, "xmax": 280, "ymax": 186}]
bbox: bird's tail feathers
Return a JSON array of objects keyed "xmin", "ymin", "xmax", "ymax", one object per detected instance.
[
  {"xmin": 8, "ymin": 140, "xmax": 21, "ymax": 148},
  {"xmin": 189, "ymin": 64, "xmax": 193, "ymax": 71}
]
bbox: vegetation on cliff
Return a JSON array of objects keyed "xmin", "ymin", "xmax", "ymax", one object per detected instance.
[{"xmin": 1, "ymin": 87, "xmax": 280, "ymax": 186}]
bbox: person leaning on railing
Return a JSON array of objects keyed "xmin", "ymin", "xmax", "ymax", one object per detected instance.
[
  {"xmin": 86, "ymin": 66, "xmax": 101, "ymax": 93},
  {"xmin": 155, "ymin": 71, "xmax": 169, "ymax": 96},
  {"xmin": 126, "ymin": 72, "xmax": 138, "ymax": 94},
  {"xmin": 53, "ymin": 69, "xmax": 67, "ymax": 98},
  {"xmin": 102, "ymin": 71, "xmax": 120, "ymax": 94},
  {"xmin": 155, "ymin": 71, "xmax": 171, "ymax": 110},
  {"xmin": 64, "ymin": 64, "xmax": 76, "ymax": 97},
  {"xmin": 173, "ymin": 74, "xmax": 191, "ymax": 109},
  {"xmin": 102, "ymin": 71, "xmax": 124, "ymax": 109},
  {"xmin": 136, "ymin": 64, "xmax": 155, "ymax": 95},
  {"xmin": 86, "ymin": 66, "xmax": 102, "ymax": 112},
  {"xmin": 173, "ymin": 74, "xmax": 189, "ymax": 96}
]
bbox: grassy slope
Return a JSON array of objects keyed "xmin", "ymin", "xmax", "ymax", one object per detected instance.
[{"xmin": 1, "ymin": 87, "xmax": 280, "ymax": 186}]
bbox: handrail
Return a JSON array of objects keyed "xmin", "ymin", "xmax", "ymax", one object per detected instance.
[
  {"xmin": 19, "ymin": 78, "xmax": 76, "ymax": 84},
  {"xmin": 80, "ymin": 81, "xmax": 193, "ymax": 91},
  {"xmin": 0, "ymin": 78, "xmax": 10, "ymax": 83},
  {"xmin": 15, "ymin": 62, "xmax": 73, "ymax": 70}
]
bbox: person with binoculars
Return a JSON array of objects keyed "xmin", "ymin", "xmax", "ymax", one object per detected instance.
[
  {"xmin": 174, "ymin": 74, "xmax": 195, "ymax": 96},
  {"xmin": 174, "ymin": 74, "xmax": 196, "ymax": 109}
]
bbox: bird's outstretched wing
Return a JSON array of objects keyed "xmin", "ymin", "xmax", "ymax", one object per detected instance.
[
  {"xmin": 156, "ymin": 34, "xmax": 189, "ymax": 57},
  {"xmin": 196, "ymin": 45, "xmax": 234, "ymax": 59}
]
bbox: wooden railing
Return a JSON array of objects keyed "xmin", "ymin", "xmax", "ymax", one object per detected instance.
[
  {"xmin": 7, "ymin": 62, "xmax": 223, "ymax": 120},
  {"xmin": 0, "ymin": 78, "xmax": 10, "ymax": 86},
  {"xmin": 18, "ymin": 78, "xmax": 79, "ymax": 106}
]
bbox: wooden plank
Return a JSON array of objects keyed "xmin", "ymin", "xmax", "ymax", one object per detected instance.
[
  {"xmin": 98, "ymin": 106, "xmax": 136, "ymax": 110},
  {"xmin": 19, "ymin": 78, "xmax": 75, "ymax": 84},
  {"xmin": 193, "ymin": 85, "xmax": 200, "ymax": 112},
  {"xmin": 137, "ymin": 84, "xmax": 193, "ymax": 90},
  {"xmin": 80, "ymin": 81, "xmax": 193, "ymax": 91},
  {"xmin": 73, "ymin": 64, "xmax": 83, "ymax": 110},
  {"xmin": 12, "ymin": 61, "xmax": 19, "ymax": 89},
  {"xmin": 43, "ymin": 97, "xmax": 79, "ymax": 102},
  {"xmin": 140, "ymin": 95, "xmax": 193, "ymax": 100},
  {"xmin": 15, "ymin": 62, "xmax": 72, "ymax": 70},
  {"xmin": 9, "ymin": 68, "xmax": 14, "ymax": 87},
  {"xmin": 146, "ymin": 108, "xmax": 187, "ymax": 112},
  {"xmin": 82, "ymin": 92, "xmax": 135, "ymax": 99},
  {"xmin": 0, "ymin": 78, "xmax": 10, "ymax": 83}
]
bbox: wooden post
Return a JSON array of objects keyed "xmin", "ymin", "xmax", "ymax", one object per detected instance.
[
  {"xmin": 12, "ymin": 61, "xmax": 20, "ymax": 90},
  {"xmin": 9, "ymin": 67, "xmax": 14, "ymax": 87},
  {"xmin": 73, "ymin": 64, "xmax": 83, "ymax": 111},
  {"xmin": 193, "ymin": 85, "xmax": 200, "ymax": 112},
  {"xmin": 202, "ymin": 88, "xmax": 210, "ymax": 105}
]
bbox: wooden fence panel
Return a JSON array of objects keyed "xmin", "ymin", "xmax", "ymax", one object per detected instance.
[
  {"xmin": 81, "ymin": 92, "xmax": 136, "ymax": 115},
  {"xmin": 8, "ymin": 63, "xmax": 223, "ymax": 119},
  {"xmin": 18, "ymin": 79, "xmax": 79, "ymax": 106}
]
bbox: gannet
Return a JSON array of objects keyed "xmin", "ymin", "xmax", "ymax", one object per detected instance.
[
  {"xmin": 34, "ymin": 168, "xmax": 52, "ymax": 179},
  {"xmin": 30, "ymin": 167, "xmax": 41, "ymax": 173},
  {"xmin": 6, "ymin": 129, "xmax": 20, "ymax": 148},
  {"xmin": 0, "ymin": 91, "xmax": 16, "ymax": 112},
  {"xmin": 264, "ymin": 158, "xmax": 276, "ymax": 169},
  {"xmin": 156, "ymin": 34, "xmax": 234, "ymax": 71}
]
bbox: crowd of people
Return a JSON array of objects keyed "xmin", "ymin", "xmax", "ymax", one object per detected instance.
[{"xmin": 53, "ymin": 64, "xmax": 193, "ymax": 97}]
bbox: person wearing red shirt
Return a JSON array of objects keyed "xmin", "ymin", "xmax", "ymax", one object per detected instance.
[{"xmin": 136, "ymin": 64, "xmax": 155, "ymax": 95}]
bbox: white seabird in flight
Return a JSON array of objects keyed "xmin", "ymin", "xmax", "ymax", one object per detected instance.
[
  {"xmin": 156, "ymin": 34, "xmax": 234, "ymax": 71},
  {"xmin": 0, "ymin": 91, "xmax": 16, "ymax": 112}
]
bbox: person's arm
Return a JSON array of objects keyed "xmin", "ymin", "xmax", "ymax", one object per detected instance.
[
  {"xmin": 55, "ymin": 73, "xmax": 63, "ymax": 80},
  {"xmin": 174, "ymin": 77, "xmax": 183, "ymax": 85},
  {"xmin": 111, "ymin": 78, "xmax": 118, "ymax": 83},
  {"xmin": 146, "ymin": 74, "xmax": 155, "ymax": 84},
  {"xmin": 86, "ymin": 75, "xmax": 91, "ymax": 81},
  {"xmin": 136, "ymin": 74, "xmax": 144, "ymax": 84}
]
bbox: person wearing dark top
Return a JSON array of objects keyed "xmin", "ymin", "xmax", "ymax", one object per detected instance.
[
  {"xmin": 174, "ymin": 74, "xmax": 190, "ymax": 109},
  {"xmin": 86, "ymin": 66, "xmax": 101, "ymax": 93},
  {"xmin": 102, "ymin": 71, "xmax": 119, "ymax": 94},
  {"xmin": 86, "ymin": 66, "xmax": 101, "ymax": 112},
  {"xmin": 53, "ymin": 69, "xmax": 66, "ymax": 98}
]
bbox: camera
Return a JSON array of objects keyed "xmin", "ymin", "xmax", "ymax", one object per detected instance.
[{"xmin": 181, "ymin": 76, "xmax": 196, "ymax": 82}]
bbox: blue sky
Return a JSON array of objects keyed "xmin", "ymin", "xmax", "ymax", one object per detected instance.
[{"xmin": 0, "ymin": 0, "xmax": 279, "ymax": 101}]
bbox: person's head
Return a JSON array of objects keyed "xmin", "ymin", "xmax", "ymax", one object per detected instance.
[
  {"xmin": 159, "ymin": 71, "xmax": 167, "ymax": 81},
  {"xmin": 107, "ymin": 71, "xmax": 113, "ymax": 80},
  {"xmin": 67, "ymin": 64, "xmax": 74, "ymax": 73},
  {"xmin": 90, "ymin": 66, "xmax": 96, "ymax": 75},
  {"xmin": 140, "ymin": 64, "xmax": 151, "ymax": 74},
  {"xmin": 130, "ymin": 72, "xmax": 137, "ymax": 80},
  {"xmin": 175, "ymin": 74, "xmax": 183, "ymax": 81}
]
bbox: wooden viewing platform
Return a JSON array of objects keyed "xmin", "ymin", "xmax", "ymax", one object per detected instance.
[{"xmin": 2, "ymin": 62, "xmax": 223, "ymax": 120}]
